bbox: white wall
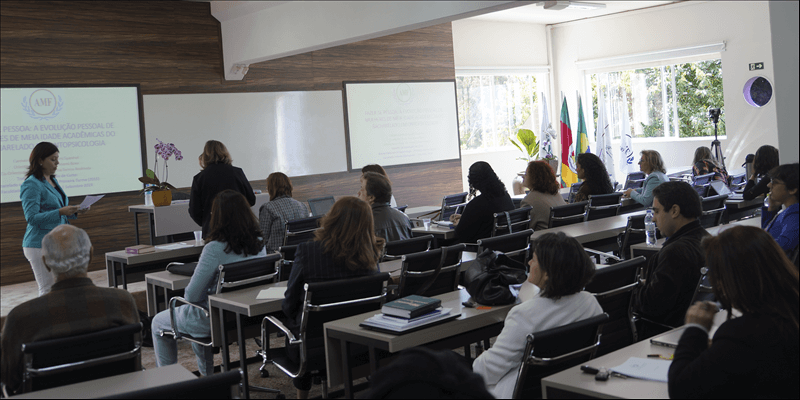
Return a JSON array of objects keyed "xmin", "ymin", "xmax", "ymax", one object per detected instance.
[
  {"xmin": 461, "ymin": 148, "xmax": 530, "ymax": 194},
  {"xmin": 769, "ymin": 1, "xmax": 800, "ymax": 163},
  {"xmin": 550, "ymin": 1, "xmax": 779, "ymax": 173},
  {"xmin": 452, "ymin": 19, "xmax": 548, "ymax": 67}
]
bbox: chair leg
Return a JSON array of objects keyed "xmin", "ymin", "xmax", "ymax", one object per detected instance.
[{"xmin": 321, "ymin": 376, "xmax": 329, "ymax": 399}]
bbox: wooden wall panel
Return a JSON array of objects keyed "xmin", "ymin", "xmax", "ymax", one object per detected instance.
[{"xmin": 1, "ymin": 1, "xmax": 460, "ymax": 286}]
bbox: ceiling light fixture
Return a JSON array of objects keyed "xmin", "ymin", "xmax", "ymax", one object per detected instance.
[{"xmin": 537, "ymin": 1, "xmax": 607, "ymax": 11}]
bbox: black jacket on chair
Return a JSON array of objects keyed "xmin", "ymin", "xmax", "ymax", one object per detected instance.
[{"xmin": 188, "ymin": 163, "xmax": 255, "ymax": 238}]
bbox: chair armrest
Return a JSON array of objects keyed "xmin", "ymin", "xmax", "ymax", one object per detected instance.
[
  {"xmin": 165, "ymin": 261, "xmax": 185, "ymax": 271},
  {"xmin": 584, "ymin": 248, "xmax": 622, "ymax": 263},
  {"xmin": 632, "ymin": 313, "xmax": 676, "ymax": 331},
  {"xmin": 165, "ymin": 296, "xmax": 209, "ymax": 339},
  {"xmin": 263, "ymin": 315, "xmax": 300, "ymax": 345}
]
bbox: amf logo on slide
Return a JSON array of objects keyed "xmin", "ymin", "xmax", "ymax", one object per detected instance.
[{"xmin": 22, "ymin": 89, "xmax": 64, "ymax": 120}]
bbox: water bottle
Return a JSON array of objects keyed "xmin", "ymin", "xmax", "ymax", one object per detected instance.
[{"xmin": 645, "ymin": 209, "xmax": 656, "ymax": 246}]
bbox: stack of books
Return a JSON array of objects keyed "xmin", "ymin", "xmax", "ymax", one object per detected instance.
[{"xmin": 360, "ymin": 295, "xmax": 459, "ymax": 334}]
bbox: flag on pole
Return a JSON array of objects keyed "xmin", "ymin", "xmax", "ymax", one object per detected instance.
[
  {"xmin": 560, "ymin": 95, "xmax": 578, "ymax": 188},
  {"xmin": 576, "ymin": 94, "xmax": 590, "ymax": 155},
  {"xmin": 619, "ymin": 92, "xmax": 635, "ymax": 175},
  {"xmin": 539, "ymin": 93, "xmax": 556, "ymax": 160},
  {"xmin": 595, "ymin": 89, "xmax": 615, "ymax": 184}
]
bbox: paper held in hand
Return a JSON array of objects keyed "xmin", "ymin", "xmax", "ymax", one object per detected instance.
[{"xmin": 79, "ymin": 194, "xmax": 104, "ymax": 210}]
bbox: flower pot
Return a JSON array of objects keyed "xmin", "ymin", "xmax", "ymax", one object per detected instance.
[
  {"xmin": 151, "ymin": 190, "xmax": 172, "ymax": 207},
  {"xmin": 512, "ymin": 172, "xmax": 526, "ymax": 195},
  {"xmin": 547, "ymin": 158, "xmax": 559, "ymax": 174}
]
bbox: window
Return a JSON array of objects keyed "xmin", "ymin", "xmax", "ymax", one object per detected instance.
[
  {"xmin": 587, "ymin": 59, "xmax": 725, "ymax": 140},
  {"xmin": 456, "ymin": 73, "xmax": 546, "ymax": 151}
]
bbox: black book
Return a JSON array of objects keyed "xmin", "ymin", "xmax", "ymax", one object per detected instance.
[{"xmin": 381, "ymin": 295, "xmax": 442, "ymax": 319}]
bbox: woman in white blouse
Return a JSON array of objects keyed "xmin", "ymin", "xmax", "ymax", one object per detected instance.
[{"xmin": 473, "ymin": 232, "xmax": 603, "ymax": 399}]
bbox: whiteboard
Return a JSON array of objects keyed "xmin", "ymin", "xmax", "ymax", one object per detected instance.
[{"xmin": 142, "ymin": 91, "xmax": 347, "ymax": 188}]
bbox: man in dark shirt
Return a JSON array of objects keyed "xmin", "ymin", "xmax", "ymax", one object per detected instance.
[
  {"xmin": 358, "ymin": 172, "xmax": 413, "ymax": 242},
  {"xmin": 1, "ymin": 225, "xmax": 139, "ymax": 394},
  {"xmin": 634, "ymin": 181, "xmax": 709, "ymax": 338}
]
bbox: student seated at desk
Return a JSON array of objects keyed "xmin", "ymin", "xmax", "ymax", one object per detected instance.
[
  {"xmin": 668, "ymin": 226, "xmax": 799, "ymax": 399},
  {"xmin": 358, "ymin": 172, "xmax": 413, "ymax": 242},
  {"xmin": 451, "ymin": 162, "xmax": 514, "ymax": 244},
  {"xmin": 361, "ymin": 164, "xmax": 398, "ymax": 207},
  {"xmin": 691, "ymin": 146, "xmax": 728, "ymax": 184},
  {"xmin": 622, "ymin": 150, "xmax": 669, "ymax": 207},
  {"xmin": 152, "ymin": 190, "xmax": 266, "ymax": 376},
  {"xmin": 472, "ymin": 232, "xmax": 602, "ymax": 399},
  {"xmin": 761, "ymin": 163, "xmax": 799, "ymax": 255},
  {"xmin": 259, "ymin": 172, "xmax": 308, "ymax": 253},
  {"xmin": 520, "ymin": 160, "xmax": 565, "ymax": 230},
  {"xmin": 574, "ymin": 153, "xmax": 615, "ymax": 203},
  {"xmin": 742, "ymin": 144, "xmax": 779, "ymax": 200},
  {"xmin": 282, "ymin": 196, "xmax": 383, "ymax": 399}
]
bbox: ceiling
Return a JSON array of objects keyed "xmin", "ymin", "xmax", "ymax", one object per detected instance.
[{"xmin": 467, "ymin": 1, "xmax": 676, "ymax": 25}]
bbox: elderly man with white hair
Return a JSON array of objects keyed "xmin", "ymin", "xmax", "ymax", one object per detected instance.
[{"xmin": 1, "ymin": 225, "xmax": 139, "ymax": 395}]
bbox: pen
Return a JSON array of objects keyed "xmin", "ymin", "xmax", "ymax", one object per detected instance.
[{"xmin": 647, "ymin": 354, "xmax": 674, "ymax": 360}]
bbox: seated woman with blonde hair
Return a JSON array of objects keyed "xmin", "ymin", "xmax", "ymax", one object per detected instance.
[{"xmin": 623, "ymin": 150, "xmax": 669, "ymax": 207}]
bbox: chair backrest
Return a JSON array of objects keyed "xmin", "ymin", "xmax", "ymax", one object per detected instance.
[
  {"xmin": 439, "ymin": 192, "xmax": 468, "ymax": 221},
  {"xmin": 478, "ymin": 229, "xmax": 533, "ymax": 266},
  {"xmin": 587, "ymin": 193, "xmax": 623, "ymax": 221},
  {"xmin": 397, "ymin": 244, "xmax": 465, "ymax": 298},
  {"xmin": 692, "ymin": 183, "xmax": 710, "ymax": 198},
  {"xmin": 689, "ymin": 267, "xmax": 714, "ymax": 306},
  {"xmin": 492, "ymin": 207, "xmax": 533, "ymax": 237},
  {"xmin": 567, "ymin": 182, "xmax": 583, "ymax": 203},
  {"xmin": 383, "ymin": 235, "xmax": 433, "ymax": 261},
  {"xmin": 215, "ymin": 253, "xmax": 282, "ymax": 294},
  {"xmin": 618, "ymin": 214, "xmax": 646, "ymax": 260},
  {"xmin": 512, "ymin": 197, "xmax": 523, "ymax": 209},
  {"xmin": 699, "ymin": 194, "xmax": 728, "ymax": 228},
  {"xmin": 512, "ymin": 313, "xmax": 609, "ymax": 399},
  {"xmin": 284, "ymin": 215, "xmax": 323, "ymax": 246},
  {"xmin": 307, "ymin": 196, "xmax": 335, "ymax": 217},
  {"xmin": 693, "ymin": 172, "xmax": 715, "ymax": 186},
  {"xmin": 21, "ymin": 323, "xmax": 143, "ymax": 393},
  {"xmin": 106, "ymin": 369, "xmax": 243, "ymax": 399},
  {"xmin": 623, "ymin": 172, "xmax": 646, "ymax": 190},
  {"xmin": 394, "ymin": 204, "xmax": 408, "ymax": 213},
  {"xmin": 585, "ymin": 257, "xmax": 646, "ymax": 356},
  {"xmin": 728, "ymin": 172, "xmax": 746, "ymax": 190},
  {"xmin": 295, "ymin": 274, "xmax": 390, "ymax": 373},
  {"xmin": 548, "ymin": 201, "xmax": 589, "ymax": 228},
  {"xmin": 278, "ymin": 245, "xmax": 298, "ymax": 281}
]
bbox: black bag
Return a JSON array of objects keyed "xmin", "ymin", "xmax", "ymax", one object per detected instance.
[{"xmin": 464, "ymin": 249, "xmax": 528, "ymax": 306}]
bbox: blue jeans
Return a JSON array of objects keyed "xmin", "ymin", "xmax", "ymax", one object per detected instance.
[{"xmin": 151, "ymin": 307, "xmax": 215, "ymax": 376}]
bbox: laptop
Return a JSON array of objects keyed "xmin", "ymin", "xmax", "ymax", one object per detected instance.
[
  {"xmin": 709, "ymin": 180, "xmax": 732, "ymax": 197},
  {"xmin": 650, "ymin": 326, "xmax": 688, "ymax": 348},
  {"xmin": 308, "ymin": 196, "xmax": 335, "ymax": 217}
]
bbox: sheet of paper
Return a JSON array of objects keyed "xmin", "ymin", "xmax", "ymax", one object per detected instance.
[
  {"xmin": 611, "ymin": 357, "xmax": 672, "ymax": 382},
  {"xmin": 155, "ymin": 242, "xmax": 193, "ymax": 250},
  {"xmin": 79, "ymin": 194, "xmax": 104, "ymax": 210},
  {"xmin": 256, "ymin": 287, "xmax": 287, "ymax": 300}
]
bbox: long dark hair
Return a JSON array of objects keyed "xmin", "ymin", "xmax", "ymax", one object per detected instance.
[
  {"xmin": 703, "ymin": 226, "xmax": 799, "ymax": 331},
  {"xmin": 577, "ymin": 153, "xmax": 613, "ymax": 195},
  {"xmin": 206, "ymin": 190, "xmax": 265, "ymax": 255},
  {"xmin": 25, "ymin": 142, "xmax": 59, "ymax": 180},
  {"xmin": 467, "ymin": 161, "xmax": 506, "ymax": 197},
  {"xmin": 532, "ymin": 232, "xmax": 595, "ymax": 300},
  {"xmin": 753, "ymin": 145, "xmax": 779, "ymax": 176},
  {"xmin": 315, "ymin": 196, "xmax": 383, "ymax": 271}
]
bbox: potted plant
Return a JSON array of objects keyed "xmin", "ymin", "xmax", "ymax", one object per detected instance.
[
  {"xmin": 139, "ymin": 139, "xmax": 183, "ymax": 206},
  {"xmin": 510, "ymin": 129, "xmax": 539, "ymax": 195}
]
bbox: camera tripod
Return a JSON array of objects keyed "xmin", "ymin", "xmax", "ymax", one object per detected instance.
[{"xmin": 710, "ymin": 118, "xmax": 726, "ymax": 170}]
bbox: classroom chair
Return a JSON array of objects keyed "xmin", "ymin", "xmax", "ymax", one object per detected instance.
[
  {"xmin": 159, "ymin": 254, "xmax": 282, "ymax": 397},
  {"xmin": 511, "ymin": 313, "xmax": 609, "ymax": 399},
  {"xmin": 699, "ymin": 194, "xmax": 728, "ymax": 228},
  {"xmin": 477, "ymin": 229, "xmax": 533, "ymax": 267},
  {"xmin": 106, "ymin": 369, "xmax": 245, "ymax": 399},
  {"xmin": 259, "ymin": 274, "xmax": 391, "ymax": 399},
  {"xmin": 283, "ymin": 216, "xmax": 323, "ymax": 247},
  {"xmin": 689, "ymin": 267, "xmax": 715, "ymax": 306},
  {"xmin": 617, "ymin": 214, "xmax": 660, "ymax": 260},
  {"xmin": 438, "ymin": 192, "xmax": 469, "ymax": 222},
  {"xmin": 623, "ymin": 172, "xmax": 646, "ymax": 190},
  {"xmin": 547, "ymin": 201, "xmax": 589, "ymax": 228},
  {"xmin": 567, "ymin": 182, "xmax": 582, "ymax": 203},
  {"xmin": 728, "ymin": 172, "xmax": 747, "ymax": 190},
  {"xmin": 382, "ymin": 235, "xmax": 433, "ymax": 261},
  {"xmin": 19, "ymin": 323, "xmax": 143, "ymax": 394},
  {"xmin": 584, "ymin": 257, "xmax": 645, "ymax": 356},
  {"xmin": 491, "ymin": 207, "xmax": 532, "ymax": 237},
  {"xmin": 394, "ymin": 204, "xmax": 409, "ymax": 213},
  {"xmin": 397, "ymin": 243, "xmax": 465, "ymax": 298},
  {"xmin": 586, "ymin": 193, "xmax": 623, "ymax": 221}
]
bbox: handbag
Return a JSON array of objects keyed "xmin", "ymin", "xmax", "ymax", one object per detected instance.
[{"xmin": 464, "ymin": 249, "xmax": 528, "ymax": 306}]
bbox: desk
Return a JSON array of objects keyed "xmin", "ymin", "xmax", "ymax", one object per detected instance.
[
  {"xmin": 629, "ymin": 217, "xmax": 762, "ymax": 259},
  {"xmin": 533, "ymin": 211, "xmax": 647, "ymax": 245},
  {"xmin": 724, "ymin": 196, "xmax": 763, "ymax": 222},
  {"xmin": 324, "ymin": 288, "xmax": 517, "ymax": 398},
  {"xmin": 410, "ymin": 224, "xmax": 456, "ymax": 246},
  {"xmin": 405, "ymin": 205, "xmax": 440, "ymax": 219},
  {"xmin": 540, "ymin": 312, "xmax": 730, "ymax": 399},
  {"xmin": 11, "ymin": 364, "xmax": 196, "ymax": 399},
  {"xmin": 145, "ymin": 271, "xmax": 192, "ymax": 316},
  {"xmin": 105, "ymin": 240, "xmax": 204, "ymax": 290},
  {"xmin": 129, "ymin": 193, "xmax": 272, "ymax": 245}
]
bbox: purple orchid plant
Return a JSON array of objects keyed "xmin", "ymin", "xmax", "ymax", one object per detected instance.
[{"xmin": 139, "ymin": 138, "xmax": 183, "ymax": 193}]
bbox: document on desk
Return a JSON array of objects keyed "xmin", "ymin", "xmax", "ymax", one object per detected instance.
[
  {"xmin": 611, "ymin": 357, "xmax": 671, "ymax": 382},
  {"xmin": 79, "ymin": 194, "xmax": 104, "ymax": 210},
  {"xmin": 256, "ymin": 287, "xmax": 287, "ymax": 300},
  {"xmin": 155, "ymin": 242, "xmax": 193, "ymax": 250}
]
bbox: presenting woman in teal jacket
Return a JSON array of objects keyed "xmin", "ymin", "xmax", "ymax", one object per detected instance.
[{"xmin": 20, "ymin": 142, "xmax": 87, "ymax": 296}]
